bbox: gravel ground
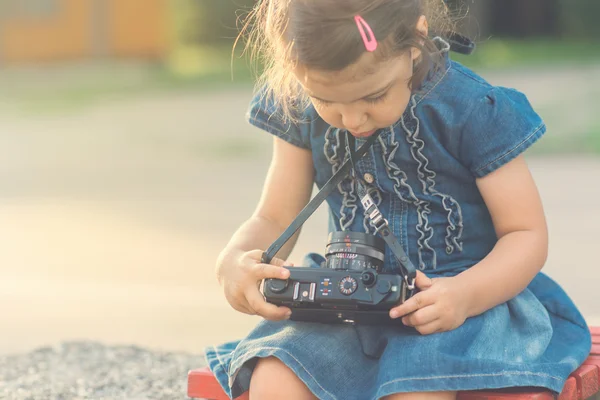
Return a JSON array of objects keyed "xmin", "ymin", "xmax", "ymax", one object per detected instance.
[{"xmin": 0, "ymin": 342, "xmax": 205, "ymax": 400}]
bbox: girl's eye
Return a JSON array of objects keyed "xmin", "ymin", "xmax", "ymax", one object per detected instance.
[
  {"xmin": 312, "ymin": 98, "xmax": 332, "ymax": 107},
  {"xmin": 365, "ymin": 92, "xmax": 388, "ymax": 104}
]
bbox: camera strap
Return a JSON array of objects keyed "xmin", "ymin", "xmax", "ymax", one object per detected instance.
[
  {"xmin": 261, "ymin": 131, "xmax": 380, "ymax": 265},
  {"xmin": 346, "ymin": 132, "xmax": 417, "ymax": 291}
]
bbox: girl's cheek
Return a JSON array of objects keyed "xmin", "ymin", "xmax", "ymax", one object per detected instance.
[{"xmin": 314, "ymin": 108, "xmax": 340, "ymax": 128}]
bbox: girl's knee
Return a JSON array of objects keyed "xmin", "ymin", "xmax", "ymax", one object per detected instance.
[
  {"xmin": 249, "ymin": 357, "xmax": 316, "ymax": 400},
  {"xmin": 382, "ymin": 392, "xmax": 457, "ymax": 400}
]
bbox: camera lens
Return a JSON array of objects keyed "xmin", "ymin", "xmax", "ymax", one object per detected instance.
[{"xmin": 324, "ymin": 231, "xmax": 385, "ymax": 272}]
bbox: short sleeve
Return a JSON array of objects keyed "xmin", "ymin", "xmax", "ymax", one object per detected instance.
[
  {"xmin": 459, "ymin": 87, "xmax": 546, "ymax": 177},
  {"xmin": 245, "ymin": 87, "xmax": 311, "ymax": 150}
]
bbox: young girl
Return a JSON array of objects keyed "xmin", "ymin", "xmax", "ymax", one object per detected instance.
[{"xmin": 206, "ymin": 1, "xmax": 591, "ymax": 399}]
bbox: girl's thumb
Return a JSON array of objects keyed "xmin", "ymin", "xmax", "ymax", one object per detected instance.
[{"xmin": 270, "ymin": 257, "xmax": 294, "ymax": 267}]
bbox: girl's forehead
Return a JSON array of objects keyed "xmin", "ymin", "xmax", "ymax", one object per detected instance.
[{"xmin": 294, "ymin": 52, "xmax": 411, "ymax": 102}]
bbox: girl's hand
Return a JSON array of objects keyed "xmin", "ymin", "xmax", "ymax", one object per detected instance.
[
  {"xmin": 216, "ymin": 249, "xmax": 293, "ymax": 321},
  {"xmin": 389, "ymin": 271, "xmax": 470, "ymax": 335}
]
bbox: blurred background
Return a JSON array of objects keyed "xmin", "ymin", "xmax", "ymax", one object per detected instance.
[{"xmin": 0, "ymin": 0, "xmax": 599, "ymax": 359}]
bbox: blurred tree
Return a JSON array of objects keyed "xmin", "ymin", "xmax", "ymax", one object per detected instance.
[
  {"xmin": 185, "ymin": 0, "xmax": 256, "ymax": 45},
  {"xmin": 490, "ymin": 0, "xmax": 560, "ymax": 37},
  {"xmin": 450, "ymin": 0, "xmax": 600, "ymax": 39},
  {"xmin": 450, "ymin": 0, "xmax": 560, "ymax": 38},
  {"xmin": 168, "ymin": 0, "xmax": 256, "ymax": 77},
  {"xmin": 182, "ymin": 0, "xmax": 600, "ymax": 45},
  {"xmin": 558, "ymin": 0, "xmax": 600, "ymax": 38}
]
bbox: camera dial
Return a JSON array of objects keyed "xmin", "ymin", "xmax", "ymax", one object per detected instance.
[
  {"xmin": 360, "ymin": 270, "xmax": 377, "ymax": 287},
  {"xmin": 267, "ymin": 279, "xmax": 288, "ymax": 294},
  {"xmin": 339, "ymin": 276, "xmax": 358, "ymax": 295}
]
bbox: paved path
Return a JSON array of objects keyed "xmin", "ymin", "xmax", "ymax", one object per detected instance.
[{"xmin": 0, "ymin": 74, "xmax": 598, "ymax": 356}]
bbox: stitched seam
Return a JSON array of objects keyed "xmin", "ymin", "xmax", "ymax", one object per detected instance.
[
  {"xmin": 229, "ymin": 346, "xmax": 337, "ymax": 400},
  {"xmin": 380, "ymin": 370, "xmax": 563, "ymax": 388},
  {"xmin": 210, "ymin": 345, "xmax": 225, "ymax": 370},
  {"xmin": 208, "ymin": 345, "xmax": 234, "ymax": 394},
  {"xmin": 475, "ymin": 123, "xmax": 545, "ymax": 174}
]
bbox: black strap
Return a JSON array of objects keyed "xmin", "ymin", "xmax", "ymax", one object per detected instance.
[
  {"xmin": 445, "ymin": 32, "xmax": 475, "ymax": 55},
  {"xmin": 261, "ymin": 132, "xmax": 380, "ymax": 264},
  {"xmin": 346, "ymin": 133, "xmax": 417, "ymax": 288}
]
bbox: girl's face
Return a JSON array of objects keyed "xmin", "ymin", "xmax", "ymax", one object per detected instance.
[{"xmin": 294, "ymin": 49, "xmax": 421, "ymax": 138}]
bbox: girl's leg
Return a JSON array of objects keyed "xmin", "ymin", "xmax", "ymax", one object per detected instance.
[
  {"xmin": 249, "ymin": 356, "xmax": 317, "ymax": 400},
  {"xmin": 382, "ymin": 392, "xmax": 457, "ymax": 400}
]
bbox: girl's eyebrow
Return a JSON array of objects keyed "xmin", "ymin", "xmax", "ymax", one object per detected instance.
[{"xmin": 309, "ymin": 79, "xmax": 396, "ymax": 103}]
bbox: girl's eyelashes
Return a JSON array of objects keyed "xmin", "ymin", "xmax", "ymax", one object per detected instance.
[
  {"xmin": 365, "ymin": 92, "xmax": 388, "ymax": 104},
  {"xmin": 311, "ymin": 91, "xmax": 388, "ymax": 106},
  {"xmin": 312, "ymin": 97, "xmax": 332, "ymax": 107}
]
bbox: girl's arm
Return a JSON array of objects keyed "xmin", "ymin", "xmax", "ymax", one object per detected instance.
[
  {"xmin": 215, "ymin": 136, "xmax": 314, "ymax": 320},
  {"xmin": 455, "ymin": 154, "xmax": 548, "ymax": 317},
  {"xmin": 218, "ymin": 136, "xmax": 314, "ymax": 267}
]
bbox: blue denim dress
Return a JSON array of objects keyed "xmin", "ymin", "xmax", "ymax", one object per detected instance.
[{"xmin": 205, "ymin": 39, "xmax": 591, "ymax": 399}]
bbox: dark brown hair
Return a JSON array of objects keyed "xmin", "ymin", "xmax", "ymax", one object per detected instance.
[{"xmin": 238, "ymin": 0, "xmax": 454, "ymax": 122}]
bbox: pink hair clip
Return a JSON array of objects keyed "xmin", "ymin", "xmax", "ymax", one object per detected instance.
[{"xmin": 354, "ymin": 15, "xmax": 378, "ymax": 52}]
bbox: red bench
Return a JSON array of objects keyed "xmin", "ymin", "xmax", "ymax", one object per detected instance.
[{"xmin": 188, "ymin": 327, "xmax": 600, "ymax": 400}]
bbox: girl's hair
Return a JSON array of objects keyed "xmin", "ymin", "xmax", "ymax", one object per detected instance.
[{"xmin": 238, "ymin": 0, "xmax": 455, "ymax": 123}]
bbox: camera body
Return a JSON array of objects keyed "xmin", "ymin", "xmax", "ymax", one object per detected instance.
[
  {"xmin": 262, "ymin": 232, "xmax": 409, "ymax": 325},
  {"xmin": 263, "ymin": 267, "xmax": 406, "ymax": 325}
]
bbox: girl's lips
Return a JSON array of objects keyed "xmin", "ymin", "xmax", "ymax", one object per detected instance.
[{"xmin": 350, "ymin": 129, "xmax": 376, "ymax": 138}]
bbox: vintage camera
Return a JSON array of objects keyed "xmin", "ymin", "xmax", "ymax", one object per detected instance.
[{"xmin": 262, "ymin": 231, "xmax": 409, "ymax": 325}]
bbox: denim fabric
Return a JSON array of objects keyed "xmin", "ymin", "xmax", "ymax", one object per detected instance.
[
  {"xmin": 205, "ymin": 38, "xmax": 592, "ymax": 398},
  {"xmin": 247, "ymin": 39, "xmax": 545, "ymax": 273}
]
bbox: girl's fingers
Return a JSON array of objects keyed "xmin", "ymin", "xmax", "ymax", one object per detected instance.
[
  {"xmin": 253, "ymin": 263, "xmax": 291, "ymax": 280},
  {"xmin": 389, "ymin": 290, "xmax": 434, "ymax": 319},
  {"xmin": 413, "ymin": 319, "xmax": 442, "ymax": 336},
  {"xmin": 245, "ymin": 288, "xmax": 291, "ymax": 321},
  {"xmin": 270, "ymin": 256, "xmax": 291, "ymax": 267},
  {"xmin": 401, "ymin": 305, "xmax": 439, "ymax": 327},
  {"xmin": 230, "ymin": 301, "xmax": 255, "ymax": 316}
]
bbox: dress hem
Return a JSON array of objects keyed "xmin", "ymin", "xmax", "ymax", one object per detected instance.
[{"xmin": 213, "ymin": 346, "xmax": 567, "ymax": 400}]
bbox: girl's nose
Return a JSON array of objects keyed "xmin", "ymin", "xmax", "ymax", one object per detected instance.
[{"xmin": 341, "ymin": 108, "xmax": 367, "ymax": 133}]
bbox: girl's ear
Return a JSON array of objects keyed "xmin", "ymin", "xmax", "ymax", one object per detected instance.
[
  {"xmin": 411, "ymin": 15, "xmax": 429, "ymax": 61},
  {"xmin": 416, "ymin": 15, "xmax": 429, "ymax": 37}
]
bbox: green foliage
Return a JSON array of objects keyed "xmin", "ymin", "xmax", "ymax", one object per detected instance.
[
  {"xmin": 453, "ymin": 38, "xmax": 600, "ymax": 70},
  {"xmin": 183, "ymin": 0, "xmax": 256, "ymax": 45}
]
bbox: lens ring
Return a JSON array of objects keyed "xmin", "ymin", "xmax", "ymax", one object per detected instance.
[
  {"xmin": 325, "ymin": 243, "xmax": 384, "ymax": 262},
  {"xmin": 327, "ymin": 231, "xmax": 385, "ymax": 251},
  {"xmin": 325, "ymin": 231, "xmax": 385, "ymax": 272}
]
